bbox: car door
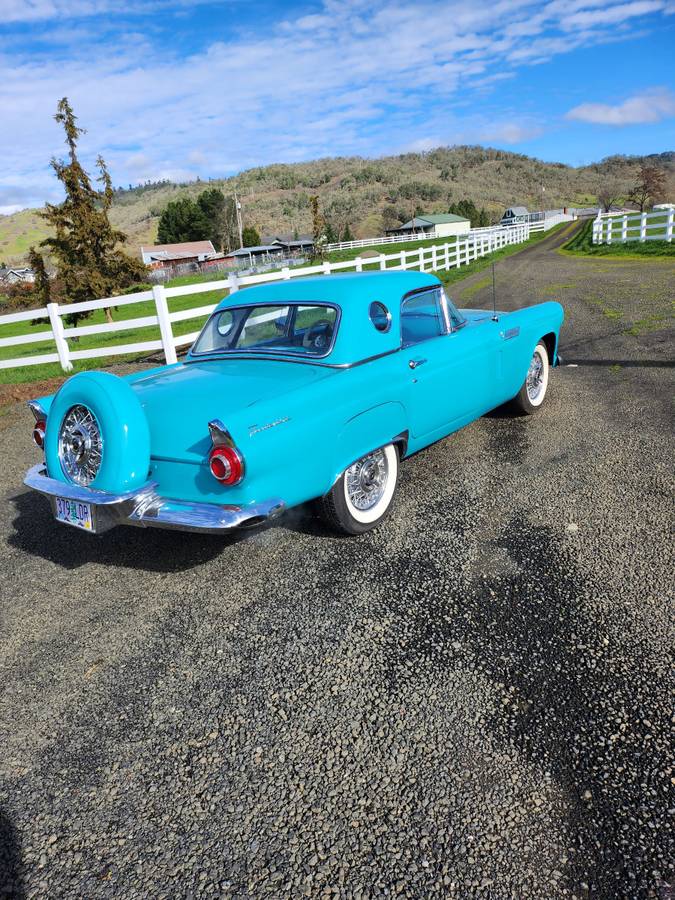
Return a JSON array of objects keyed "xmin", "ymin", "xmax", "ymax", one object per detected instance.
[{"xmin": 400, "ymin": 288, "xmax": 501, "ymax": 440}]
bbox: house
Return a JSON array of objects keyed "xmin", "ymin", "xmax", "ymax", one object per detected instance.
[
  {"xmin": 140, "ymin": 240, "xmax": 216, "ymax": 269},
  {"xmin": 386, "ymin": 214, "xmax": 470, "ymax": 238},
  {"xmin": 500, "ymin": 206, "xmax": 529, "ymax": 225},
  {"xmin": 0, "ymin": 266, "xmax": 36, "ymax": 285},
  {"xmin": 199, "ymin": 252, "xmax": 236, "ymax": 271},
  {"xmin": 265, "ymin": 234, "xmax": 314, "ymax": 254},
  {"xmin": 223, "ymin": 244, "xmax": 285, "ymax": 265},
  {"xmin": 654, "ymin": 203, "xmax": 675, "ymax": 211}
]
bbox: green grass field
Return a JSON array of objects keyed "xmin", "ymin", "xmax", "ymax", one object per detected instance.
[
  {"xmin": 0, "ymin": 226, "xmax": 550, "ymax": 386},
  {"xmin": 562, "ymin": 217, "xmax": 675, "ymax": 258}
]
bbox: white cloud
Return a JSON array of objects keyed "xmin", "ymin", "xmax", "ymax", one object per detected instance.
[
  {"xmin": 561, "ymin": 0, "xmax": 665, "ymax": 30},
  {"xmin": 0, "ymin": 0, "xmax": 672, "ymax": 209},
  {"xmin": 0, "ymin": 0, "xmax": 212, "ymax": 23},
  {"xmin": 566, "ymin": 88, "xmax": 675, "ymax": 125}
]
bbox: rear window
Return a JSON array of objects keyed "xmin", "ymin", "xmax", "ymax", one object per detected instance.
[{"xmin": 192, "ymin": 303, "xmax": 339, "ymax": 358}]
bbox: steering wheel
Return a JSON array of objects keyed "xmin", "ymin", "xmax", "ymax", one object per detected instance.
[{"xmin": 302, "ymin": 320, "xmax": 332, "ymax": 351}]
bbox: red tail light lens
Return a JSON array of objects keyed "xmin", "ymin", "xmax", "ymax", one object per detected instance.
[
  {"xmin": 33, "ymin": 420, "xmax": 46, "ymax": 449},
  {"xmin": 209, "ymin": 445, "xmax": 244, "ymax": 485}
]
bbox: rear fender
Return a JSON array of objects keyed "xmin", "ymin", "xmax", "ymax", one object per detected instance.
[{"xmin": 329, "ymin": 402, "xmax": 408, "ymax": 488}]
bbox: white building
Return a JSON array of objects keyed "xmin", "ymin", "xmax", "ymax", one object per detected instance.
[{"xmin": 387, "ymin": 213, "xmax": 471, "ymax": 238}]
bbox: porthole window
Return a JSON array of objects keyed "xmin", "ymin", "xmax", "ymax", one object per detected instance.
[{"xmin": 369, "ymin": 301, "xmax": 391, "ymax": 333}]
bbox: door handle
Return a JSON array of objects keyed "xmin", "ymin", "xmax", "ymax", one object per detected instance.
[{"xmin": 409, "ymin": 357, "xmax": 427, "ymax": 369}]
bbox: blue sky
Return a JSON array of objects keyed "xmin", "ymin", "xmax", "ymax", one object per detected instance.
[{"xmin": 1, "ymin": 0, "xmax": 674, "ymax": 213}]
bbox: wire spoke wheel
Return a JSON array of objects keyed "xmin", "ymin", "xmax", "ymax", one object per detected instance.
[
  {"xmin": 526, "ymin": 349, "xmax": 546, "ymax": 403},
  {"xmin": 58, "ymin": 404, "xmax": 103, "ymax": 485},
  {"xmin": 345, "ymin": 449, "xmax": 388, "ymax": 512}
]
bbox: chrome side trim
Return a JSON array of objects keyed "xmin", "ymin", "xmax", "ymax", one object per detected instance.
[
  {"xmin": 23, "ymin": 464, "xmax": 285, "ymax": 535},
  {"xmin": 184, "ymin": 347, "xmax": 402, "ymax": 370}
]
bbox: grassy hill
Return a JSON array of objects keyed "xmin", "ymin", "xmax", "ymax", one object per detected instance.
[{"xmin": 1, "ymin": 147, "xmax": 673, "ymax": 265}]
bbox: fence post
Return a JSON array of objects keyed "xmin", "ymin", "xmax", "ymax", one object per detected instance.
[
  {"xmin": 593, "ymin": 213, "xmax": 602, "ymax": 244},
  {"xmin": 47, "ymin": 302, "xmax": 72, "ymax": 372},
  {"xmin": 622, "ymin": 216, "xmax": 628, "ymax": 242},
  {"xmin": 401, "ymin": 250, "xmax": 407, "ymax": 270},
  {"xmin": 379, "ymin": 253, "xmax": 386, "ymax": 270},
  {"xmin": 152, "ymin": 284, "xmax": 177, "ymax": 365},
  {"xmin": 228, "ymin": 272, "xmax": 240, "ymax": 293},
  {"xmin": 282, "ymin": 267, "xmax": 291, "ymax": 280},
  {"xmin": 323, "ymin": 260, "xmax": 331, "ymax": 275},
  {"xmin": 640, "ymin": 213, "xmax": 647, "ymax": 242},
  {"xmin": 606, "ymin": 217, "xmax": 612, "ymax": 245},
  {"xmin": 444, "ymin": 243, "xmax": 450, "ymax": 270},
  {"xmin": 667, "ymin": 208, "xmax": 674, "ymax": 243},
  {"xmin": 355, "ymin": 258, "xmax": 363, "ymax": 272}
]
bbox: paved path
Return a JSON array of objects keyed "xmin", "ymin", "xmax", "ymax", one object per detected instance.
[{"xmin": 1, "ymin": 233, "xmax": 673, "ymax": 898}]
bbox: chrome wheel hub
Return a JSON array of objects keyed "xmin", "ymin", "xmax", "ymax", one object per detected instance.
[
  {"xmin": 345, "ymin": 448, "xmax": 388, "ymax": 511},
  {"xmin": 58, "ymin": 404, "xmax": 103, "ymax": 486},
  {"xmin": 526, "ymin": 352, "xmax": 545, "ymax": 402}
]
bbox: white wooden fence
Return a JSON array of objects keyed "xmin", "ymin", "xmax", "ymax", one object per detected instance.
[
  {"xmin": 592, "ymin": 208, "xmax": 675, "ymax": 244},
  {"xmin": 0, "ymin": 223, "xmax": 529, "ymax": 373},
  {"xmin": 325, "ymin": 230, "xmax": 451, "ymax": 251},
  {"xmin": 528, "ymin": 212, "xmax": 575, "ymax": 233}
]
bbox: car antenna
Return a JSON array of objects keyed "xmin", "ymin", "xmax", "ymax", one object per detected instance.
[{"xmin": 491, "ymin": 262, "xmax": 498, "ymax": 321}]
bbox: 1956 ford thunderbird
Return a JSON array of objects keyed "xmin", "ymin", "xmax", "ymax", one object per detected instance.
[{"xmin": 24, "ymin": 271, "xmax": 563, "ymax": 535}]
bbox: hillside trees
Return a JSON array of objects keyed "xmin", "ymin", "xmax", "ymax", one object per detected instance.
[{"xmin": 40, "ymin": 98, "xmax": 147, "ymax": 326}]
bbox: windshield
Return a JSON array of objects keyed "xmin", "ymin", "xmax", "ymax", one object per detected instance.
[{"xmin": 191, "ymin": 303, "xmax": 339, "ymax": 358}]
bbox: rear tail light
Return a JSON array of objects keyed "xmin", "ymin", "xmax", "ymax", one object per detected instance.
[
  {"xmin": 209, "ymin": 445, "xmax": 244, "ymax": 485},
  {"xmin": 33, "ymin": 420, "xmax": 46, "ymax": 449}
]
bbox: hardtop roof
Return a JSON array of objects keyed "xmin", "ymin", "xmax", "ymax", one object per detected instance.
[
  {"xmin": 215, "ymin": 270, "xmax": 440, "ymax": 311},
  {"xmin": 207, "ymin": 271, "xmax": 443, "ymax": 367}
]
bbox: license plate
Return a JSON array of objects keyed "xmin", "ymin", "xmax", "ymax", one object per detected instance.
[{"xmin": 54, "ymin": 496, "xmax": 95, "ymax": 532}]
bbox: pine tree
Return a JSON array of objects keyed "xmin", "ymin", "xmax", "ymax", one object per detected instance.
[
  {"xmin": 197, "ymin": 188, "xmax": 236, "ymax": 251},
  {"xmin": 342, "ymin": 224, "xmax": 354, "ymax": 242},
  {"xmin": 310, "ymin": 196, "xmax": 326, "ymax": 259},
  {"xmin": 40, "ymin": 98, "xmax": 147, "ymax": 326},
  {"xmin": 27, "ymin": 247, "xmax": 51, "ymax": 306},
  {"xmin": 242, "ymin": 226, "xmax": 261, "ymax": 247},
  {"xmin": 324, "ymin": 221, "xmax": 338, "ymax": 244},
  {"xmin": 157, "ymin": 197, "xmax": 210, "ymax": 244}
]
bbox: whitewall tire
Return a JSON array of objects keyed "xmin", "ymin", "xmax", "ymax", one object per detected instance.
[
  {"xmin": 512, "ymin": 341, "xmax": 550, "ymax": 414},
  {"xmin": 318, "ymin": 443, "xmax": 399, "ymax": 535}
]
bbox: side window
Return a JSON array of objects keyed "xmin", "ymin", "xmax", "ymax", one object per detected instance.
[{"xmin": 400, "ymin": 289, "xmax": 445, "ymax": 346}]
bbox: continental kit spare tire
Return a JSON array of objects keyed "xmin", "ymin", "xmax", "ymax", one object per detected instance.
[{"xmin": 44, "ymin": 371, "xmax": 150, "ymax": 493}]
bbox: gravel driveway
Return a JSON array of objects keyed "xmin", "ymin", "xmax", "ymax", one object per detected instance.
[{"xmin": 1, "ymin": 226, "xmax": 673, "ymax": 899}]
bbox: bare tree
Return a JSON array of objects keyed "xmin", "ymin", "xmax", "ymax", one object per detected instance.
[
  {"xmin": 596, "ymin": 180, "xmax": 623, "ymax": 213},
  {"xmin": 628, "ymin": 165, "xmax": 666, "ymax": 212}
]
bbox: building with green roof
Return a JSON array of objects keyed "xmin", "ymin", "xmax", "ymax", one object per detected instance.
[{"xmin": 387, "ymin": 213, "xmax": 471, "ymax": 239}]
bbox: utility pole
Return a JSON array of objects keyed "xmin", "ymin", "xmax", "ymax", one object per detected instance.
[{"xmin": 234, "ymin": 190, "xmax": 244, "ymax": 249}]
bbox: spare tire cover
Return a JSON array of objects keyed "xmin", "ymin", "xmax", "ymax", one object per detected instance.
[{"xmin": 44, "ymin": 371, "xmax": 150, "ymax": 493}]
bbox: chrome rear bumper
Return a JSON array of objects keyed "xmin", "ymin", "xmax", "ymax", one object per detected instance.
[{"xmin": 23, "ymin": 464, "xmax": 285, "ymax": 534}]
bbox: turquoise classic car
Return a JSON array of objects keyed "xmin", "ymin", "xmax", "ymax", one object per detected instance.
[{"xmin": 24, "ymin": 271, "xmax": 563, "ymax": 535}]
